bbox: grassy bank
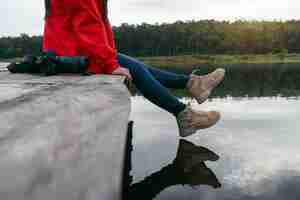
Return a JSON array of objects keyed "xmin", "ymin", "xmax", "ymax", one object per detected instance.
[
  {"xmin": 0, "ymin": 57, "xmax": 23, "ymax": 63},
  {"xmin": 138, "ymin": 54, "xmax": 300, "ymax": 70},
  {"xmin": 2, "ymin": 53, "xmax": 300, "ymax": 70}
]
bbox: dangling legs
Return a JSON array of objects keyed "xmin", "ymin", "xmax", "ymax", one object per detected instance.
[
  {"xmin": 117, "ymin": 53, "xmax": 186, "ymax": 116},
  {"xmin": 117, "ymin": 53, "xmax": 224, "ymax": 137},
  {"xmin": 117, "ymin": 54, "xmax": 225, "ymax": 104}
]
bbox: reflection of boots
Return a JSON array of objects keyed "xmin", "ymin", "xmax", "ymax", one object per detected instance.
[
  {"xmin": 173, "ymin": 139, "xmax": 221, "ymax": 188},
  {"xmin": 179, "ymin": 162, "xmax": 222, "ymax": 188},
  {"xmin": 174, "ymin": 139, "xmax": 219, "ymax": 172},
  {"xmin": 127, "ymin": 139, "xmax": 221, "ymax": 200},
  {"xmin": 187, "ymin": 68, "xmax": 225, "ymax": 104},
  {"xmin": 177, "ymin": 105, "xmax": 220, "ymax": 137},
  {"xmin": 129, "ymin": 161, "xmax": 221, "ymax": 200}
]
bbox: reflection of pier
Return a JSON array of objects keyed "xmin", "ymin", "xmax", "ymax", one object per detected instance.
[{"xmin": 0, "ymin": 63, "xmax": 131, "ymax": 200}]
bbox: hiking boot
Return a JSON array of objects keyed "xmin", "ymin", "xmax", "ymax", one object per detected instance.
[
  {"xmin": 187, "ymin": 68, "xmax": 225, "ymax": 104},
  {"xmin": 177, "ymin": 105, "xmax": 220, "ymax": 137}
]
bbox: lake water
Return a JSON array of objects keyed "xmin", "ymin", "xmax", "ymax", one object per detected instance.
[
  {"xmin": 0, "ymin": 62, "xmax": 9, "ymax": 70},
  {"xmin": 124, "ymin": 65, "xmax": 300, "ymax": 200}
]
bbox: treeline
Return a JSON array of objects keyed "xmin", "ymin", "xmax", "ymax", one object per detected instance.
[
  {"xmin": 114, "ymin": 20, "xmax": 300, "ymax": 56},
  {"xmin": 1, "ymin": 20, "xmax": 300, "ymax": 58},
  {"xmin": 0, "ymin": 34, "xmax": 42, "ymax": 59}
]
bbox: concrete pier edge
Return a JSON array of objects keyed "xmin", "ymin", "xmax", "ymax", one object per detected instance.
[{"xmin": 0, "ymin": 65, "xmax": 131, "ymax": 200}]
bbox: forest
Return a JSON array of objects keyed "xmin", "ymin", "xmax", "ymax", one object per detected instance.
[{"xmin": 0, "ymin": 20, "xmax": 300, "ymax": 59}]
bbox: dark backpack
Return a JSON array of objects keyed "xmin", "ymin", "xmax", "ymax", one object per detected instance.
[{"xmin": 7, "ymin": 51, "xmax": 89, "ymax": 76}]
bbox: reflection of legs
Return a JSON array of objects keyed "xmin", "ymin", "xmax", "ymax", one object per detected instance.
[
  {"xmin": 128, "ymin": 164, "xmax": 178, "ymax": 200},
  {"xmin": 117, "ymin": 53, "xmax": 186, "ymax": 116},
  {"xmin": 118, "ymin": 53, "xmax": 190, "ymax": 89}
]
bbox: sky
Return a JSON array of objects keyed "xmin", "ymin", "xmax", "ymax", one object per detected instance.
[{"xmin": 0, "ymin": 0, "xmax": 299, "ymax": 36}]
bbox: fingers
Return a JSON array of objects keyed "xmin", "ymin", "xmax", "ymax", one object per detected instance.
[
  {"xmin": 125, "ymin": 70, "xmax": 133, "ymax": 81},
  {"xmin": 119, "ymin": 67, "xmax": 132, "ymax": 82},
  {"xmin": 112, "ymin": 67, "xmax": 133, "ymax": 82}
]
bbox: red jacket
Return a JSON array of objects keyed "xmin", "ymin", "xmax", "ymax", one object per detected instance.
[{"xmin": 43, "ymin": 0, "xmax": 120, "ymax": 74}]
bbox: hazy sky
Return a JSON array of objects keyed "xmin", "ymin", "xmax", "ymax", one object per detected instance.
[{"xmin": 0, "ymin": 0, "xmax": 299, "ymax": 36}]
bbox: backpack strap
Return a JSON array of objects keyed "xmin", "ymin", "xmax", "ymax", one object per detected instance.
[
  {"xmin": 45, "ymin": 0, "xmax": 51, "ymax": 18},
  {"xmin": 103, "ymin": 0, "xmax": 108, "ymax": 18}
]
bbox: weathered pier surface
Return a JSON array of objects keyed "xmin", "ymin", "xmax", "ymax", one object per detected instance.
[{"xmin": 0, "ymin": 64, "xmax": 131, "ymax": 200}]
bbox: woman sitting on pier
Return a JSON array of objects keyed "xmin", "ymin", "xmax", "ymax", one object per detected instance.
[{"xmin": 43, "ymin": 0, "xmax": 225, "ymax": 137}]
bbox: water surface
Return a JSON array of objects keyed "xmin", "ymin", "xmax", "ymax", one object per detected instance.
[{"xmin": 124, "ymin": 64, "xmax": 300, "ymax": 200}]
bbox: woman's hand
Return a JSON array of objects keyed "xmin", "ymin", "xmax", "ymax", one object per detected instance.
[{"xmin": 112, "ymin": 67, "xmax": 133, "ymax": 81}]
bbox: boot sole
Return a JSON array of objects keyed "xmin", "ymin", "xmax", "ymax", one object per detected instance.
[{"xmin": 179, "ymin": 115, "xmax": 220, "ymax": 137}]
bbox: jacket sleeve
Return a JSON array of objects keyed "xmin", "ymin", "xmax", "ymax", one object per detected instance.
[{"xmin": 74, "ymin": 13, "xmax": 120, "ymax": 74}]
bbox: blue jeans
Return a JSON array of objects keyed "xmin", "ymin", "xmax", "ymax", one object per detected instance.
[{"xmin": 117, "ymin": 53, "xmax": 189, "ymax": 116}]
